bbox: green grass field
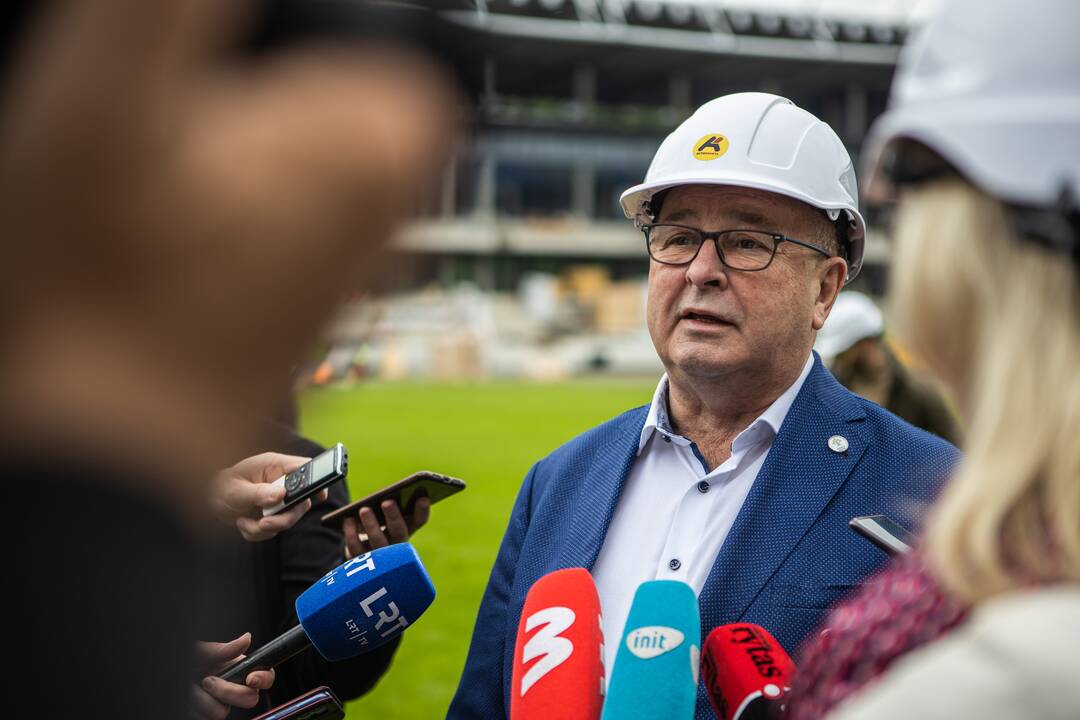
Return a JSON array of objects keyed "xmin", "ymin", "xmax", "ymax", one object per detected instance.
[{"xmin": 299, "ymin": 379, "xmax": 656, "ymax": 719}]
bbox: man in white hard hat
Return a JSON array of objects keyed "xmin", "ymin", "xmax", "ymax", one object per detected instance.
[
  {"xmin": 817, "ymin": 292, "xmax": 959, "ymax": 444},
  {"xmin": 450, "ymin": 93, "xmax": 960, "ymax": 720}
]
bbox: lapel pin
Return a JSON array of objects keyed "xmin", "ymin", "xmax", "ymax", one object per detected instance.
[{"xmin": 828, "ymin": 435, "xmax": 849, "ymax": 454}]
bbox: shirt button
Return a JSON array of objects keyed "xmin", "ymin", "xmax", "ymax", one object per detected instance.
[
  {"xmin": 697, "ymin": 480, "xmax": 710, "ymax": 493},
  {"xmin": 669, "ymin": 558, "xmax": 681, "ymax": 571},
  {"xmin": 662, "ymin": 435, "xmax": 672, "ymax": 443}
]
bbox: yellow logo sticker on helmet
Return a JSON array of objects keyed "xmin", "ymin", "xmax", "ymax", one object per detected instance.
[{"xmin": 692, "ymin": 134, "xmax": 730, "ymax": 161}]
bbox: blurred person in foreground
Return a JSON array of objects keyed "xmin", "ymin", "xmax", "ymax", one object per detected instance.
[
  {"xmin": 787, "ymin": 1, "xmax": 1080, "ymax": 718},
  {"xmin": 451, "ymin": 91, "xmax": 959, "ymax": 719},
  {"xmin": 816, "ymin": 291, "xmax": 959, "ymax": 444},
  {"xmin": 0, "ymin": 0, "xmax": 455, "ymax": 717}
]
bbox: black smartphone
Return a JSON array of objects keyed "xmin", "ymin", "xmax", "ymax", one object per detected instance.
[
  {"xmin": 849, "ymin": 515, "xmax": 916, "ymax": 556},
  {"xmin": 263, "ymin": 443, "xmax": 349, "ymax": 516},
  {"xmin": 252, "ymin": 686, "xmax": 344, "ymax": 720},
  {"xmin": 321, "ymin": 470, "xmax": 465, "ymax": 528}
]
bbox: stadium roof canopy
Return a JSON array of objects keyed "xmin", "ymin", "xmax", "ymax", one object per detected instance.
[{"xmin": 447, "ymin": 0, "xmax": 936, "ymax": 65}]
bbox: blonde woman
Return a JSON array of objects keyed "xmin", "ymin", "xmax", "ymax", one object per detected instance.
[{"xmin": 787, "ymin": 1, "xmax": 1080, "ymax": 718}]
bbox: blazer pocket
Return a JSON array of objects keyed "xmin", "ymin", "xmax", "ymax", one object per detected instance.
[{"xmin": 769, "ymin": 582, "xmax": 863, "ymax": 611}]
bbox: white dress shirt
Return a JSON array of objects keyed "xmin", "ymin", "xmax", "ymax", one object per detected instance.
[{"xmin": 591, "ymin": 354, "xmax": 814, "ymax": 678}]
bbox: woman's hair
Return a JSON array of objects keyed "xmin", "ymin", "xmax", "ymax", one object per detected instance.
[{"xmin": 889, "ymin": 178, "xmax": 1080, "ymax": 604}]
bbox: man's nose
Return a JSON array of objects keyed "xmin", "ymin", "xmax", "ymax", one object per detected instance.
[{"xmin": 685, "ymin": 238, "xmax": 729, "ymax": 288}]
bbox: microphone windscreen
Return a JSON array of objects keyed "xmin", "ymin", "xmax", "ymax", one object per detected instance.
[
  {"xmin": 701, "ymin": 624, "xmax": 795, "ymax": 720},
  {"xmin": 601, "ymin": 580, "xmax": 700, "ymax": 720},
  {"xmin": 295, "ymin": 543, "xmax": 435, "ymax": 662},
  {"xmin": 510, "ymin": 568, "xmax": 604, "ymax": 720}
]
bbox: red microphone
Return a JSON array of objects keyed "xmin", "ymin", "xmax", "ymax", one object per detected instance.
[
  {"xmin": 510, "ymin": 568, "xmax": 604, "ymax": 720},
  {"xmin": 701, "ymin": 623, "xmax": 796, "ymax": 720}
]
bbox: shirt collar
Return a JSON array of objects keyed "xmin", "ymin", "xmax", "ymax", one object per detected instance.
[
  {"xmin": 637, "ymin": 353, "xmax": 815, "ymax": 455},
  {"xmin": 639, "ymin": 376, "xmax": 675, "ymax": 453}
]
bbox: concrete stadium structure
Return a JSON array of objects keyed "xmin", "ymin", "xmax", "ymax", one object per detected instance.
[{"xmin": 392, "ymin": 0, "xmax": 923, "ymax": 295}]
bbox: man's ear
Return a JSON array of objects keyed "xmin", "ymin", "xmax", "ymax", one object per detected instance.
[{"xmin": 812, "ymin": 257, "xmax": 848, "ymax": 330}]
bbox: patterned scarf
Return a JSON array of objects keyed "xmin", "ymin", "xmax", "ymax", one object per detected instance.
[{"xmin": 785, "ymin": 552, "xmax": 968, "ymax": 719}]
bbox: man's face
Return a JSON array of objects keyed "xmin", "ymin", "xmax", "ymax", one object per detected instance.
[{"xmin": 646, "ymin": 184, "xmax": 845, "ymax": 384}]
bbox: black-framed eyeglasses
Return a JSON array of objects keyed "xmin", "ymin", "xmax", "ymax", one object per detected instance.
[{"xmin": 642, "ymin": 224, "xmax": 832, "ymax": 270}]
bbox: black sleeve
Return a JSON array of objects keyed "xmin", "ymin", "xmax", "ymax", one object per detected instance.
[{"xmin": 7, "ymin": 464, "xmax": 200, "ymax": 720}]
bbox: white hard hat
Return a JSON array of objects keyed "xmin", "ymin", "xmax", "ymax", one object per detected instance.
[
  {"xmin": 814, "ymin": 291, "xmax": 884, "ymax": 361},
  {"xmin": 863, "ymin": 0, "xmax": 1080, "ymax": 210},
  {"xmin": 620, "ymin": 92, "xmax": 867, "ymax": 282}
]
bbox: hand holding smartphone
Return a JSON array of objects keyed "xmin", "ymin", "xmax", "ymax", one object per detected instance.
[{"xmin": 321, "ymin": 471, "xmax": 466, "ymax": 528}]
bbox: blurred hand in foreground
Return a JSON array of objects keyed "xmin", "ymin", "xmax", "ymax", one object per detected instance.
[{"xmin": 0, "ymin": 0, "xmax": 458, "ymax": 513}]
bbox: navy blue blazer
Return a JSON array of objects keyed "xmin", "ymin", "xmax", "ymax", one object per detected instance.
[{"xmin": 448, "ymin": 357, "xmax": 959, "ymax": 719}]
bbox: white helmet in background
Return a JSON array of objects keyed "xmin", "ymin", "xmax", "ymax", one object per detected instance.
[
  {"xmin": 864, "ymin": 0, "xmax": 1080, "ymax": 216},
  {"xmin": 814, "ymin": 291, "xmax": 884, "ymax": 362},
  {"xmin": 620, "ymin": 92, "xmax": 867, "ymax": 282}
]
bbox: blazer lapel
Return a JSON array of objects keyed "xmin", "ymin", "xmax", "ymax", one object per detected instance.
[
  {"xmin": 698, "ymin": 357, "xmax": 868, "ymax": 633},
  {"xmin": 557, "ymin": 406, "xmax": 649, "ymax": 570}
]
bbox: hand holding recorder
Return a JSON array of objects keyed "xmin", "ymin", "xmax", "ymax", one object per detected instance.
[{"xmin": 211, "ymin": 447, "xmax": 347, "ymax": 542}]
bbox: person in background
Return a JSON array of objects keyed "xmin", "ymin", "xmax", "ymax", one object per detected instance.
[
  {"xmin": 815, "ymin": 291, "xmax": 959, "ymax": 444},
  {"xmin": 788, "ymin": 1, "xmax": 1080, "ymax": 718}
]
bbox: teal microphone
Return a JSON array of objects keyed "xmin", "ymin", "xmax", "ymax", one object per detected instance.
[{"xmin": 601, "ymin": 580, "xmax": 700, "ymax": 720}]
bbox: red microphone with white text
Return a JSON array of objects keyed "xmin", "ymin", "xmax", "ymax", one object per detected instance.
[
  {"xmin": 701, "ymin": 623, "xmax": 796, "ymax": 720},
  {"xmin": 510, "ymin": 568, "xmax": 605, "ymax": 720}
]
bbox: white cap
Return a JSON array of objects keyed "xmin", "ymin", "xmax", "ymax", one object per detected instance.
[
  {"xmin": 815, "ymin": 291, "xmax": 884, "ymax": 361},
  {"xmin": 621, "ymin": 92, "xmax": 867, "ymax": 282}
]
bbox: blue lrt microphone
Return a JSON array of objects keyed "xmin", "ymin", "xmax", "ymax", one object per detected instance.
[
  {"xmin": 601, "ymin": 580, "xmax": 701, "ymax": 720},
  {"xmin": 217, "ymin": 543, "xmax": 434, "ymax": 683}
]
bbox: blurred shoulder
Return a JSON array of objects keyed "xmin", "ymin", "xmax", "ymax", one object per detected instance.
[{"xmin": 827, "ymin": 586, "xmax": 1080, "ymax": 720}]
